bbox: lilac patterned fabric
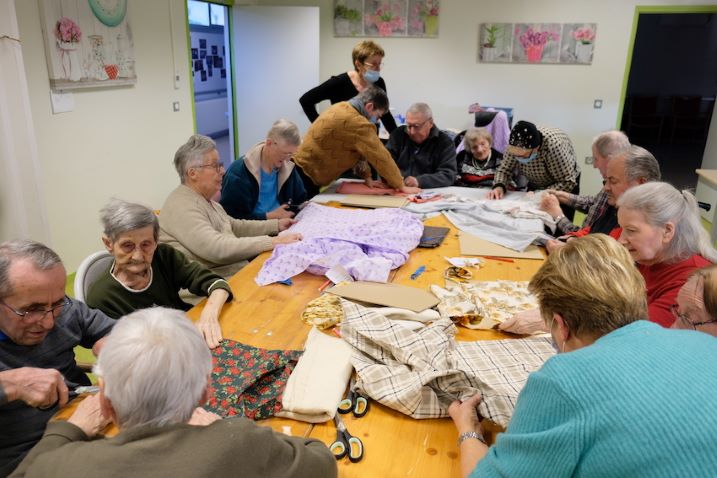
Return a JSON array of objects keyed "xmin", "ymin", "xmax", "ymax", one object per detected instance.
[{"xmin": 255, "ymin": 203, "xmax": 423, "ymax": 285}]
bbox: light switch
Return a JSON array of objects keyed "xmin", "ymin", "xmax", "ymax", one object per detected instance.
[
  {"xmin": 172, "ymin": 101, "xmax": 180, "ymax": 112},
  {"xmin": 585, "ymin": 156, "xmax": 594, "ymax": 165},
  {"xmin": 593, "ymin": 99, "xmax": 603, "ymax": 109},
  {"xmin": 50, "ymin": 90, "xmax": 74, "ymax": 114}
]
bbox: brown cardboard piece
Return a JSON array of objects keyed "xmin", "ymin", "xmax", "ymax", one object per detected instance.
[
  {"xmin": 339, "ymin": 195, "xmax": 408, "ymax": 208},
  {"xmin": 327, "ymin": 281, "xmax": 439, "ymax": 312},
  {"xmin": 458, "ymin": 232, "xmax": 544, "ymax": 260}
]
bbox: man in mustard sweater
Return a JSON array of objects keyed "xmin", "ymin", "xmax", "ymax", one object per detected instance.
[{"xmin": 292, "ymin": 86, "xmax": 421, "ymax": 198}]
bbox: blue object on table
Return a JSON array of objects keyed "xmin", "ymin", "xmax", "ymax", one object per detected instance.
[
  {"xmin": 277, "ymin": 278, "xmax": 293, "ymax": 286},
  {"xmin": 410, "ymin": 265, "xmax": 426, "ymax": 280}
]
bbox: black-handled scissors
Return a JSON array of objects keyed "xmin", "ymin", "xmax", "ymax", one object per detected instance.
[
  {"xmin": 330, "ymin": 414, "xmax": 364, "ymax": 463},
  {"xmin": 337, "ymin": 379, "xmax": 369, "ymax": 418}
]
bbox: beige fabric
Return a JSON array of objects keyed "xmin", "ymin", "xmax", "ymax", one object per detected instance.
[
  {"xmin": 293, "ymin": 102, "xmax": 404, "ymax": 188},
  {"xmin": 159, "ymin": 184, "xmax": 278, "ymax": 278},
  {"xmin": 276, "ymin": 328, "xmax": 353, "ymax": 423}
]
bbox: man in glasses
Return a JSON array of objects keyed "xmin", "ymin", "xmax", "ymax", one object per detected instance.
[
  {"xmin": 0, "ymin": 240, "xmax": 114, "ymax": 475},
  {"xmin": 386, "ymin": 102, "xmax": 457, "ymax": 189}
]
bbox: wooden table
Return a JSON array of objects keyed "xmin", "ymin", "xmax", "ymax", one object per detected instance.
[{"xmin": 187, "ymin": 211, "xmax": 545, "ymax": 478}]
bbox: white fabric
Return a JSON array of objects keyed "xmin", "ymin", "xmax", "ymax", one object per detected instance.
[
  {"xmin": 366, "ymin": 307, "xmax": 440, "ymax": 323},
  {"xmin": 276, "ymin": 327, "xmax": 354, "ymax": 423},
  {"xmin": 0, "ymin": 0, "xmax": 50, "ymax": 241}
]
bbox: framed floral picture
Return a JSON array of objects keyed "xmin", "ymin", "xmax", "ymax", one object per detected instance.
[
  {"xmin": 560, "ymin": 23, "xmax": 597, "ymax": 64},
  {"xmin": 479, "ymin": 23, "xmax": 512, "ymax": 63},
  {"xmin": 333, "ymin": 0, "xmax": 440, "ymax": 38},
  {"xmin": 512, "ymin": 23, "xmax": 561, "ymax": 64},
  {"xmin": 38, "ymin": 0, "xmax": 137, "ymax": 90}
]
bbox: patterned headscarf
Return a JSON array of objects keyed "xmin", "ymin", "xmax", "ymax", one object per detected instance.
[{"xmin": 508, "ymin": 121, "xmax": 543, "ymax": 153}]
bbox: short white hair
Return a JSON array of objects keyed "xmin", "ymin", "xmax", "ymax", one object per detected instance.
[{"xmin": 94, "ymin": 307, "xmax": 212, "ymax": 429}]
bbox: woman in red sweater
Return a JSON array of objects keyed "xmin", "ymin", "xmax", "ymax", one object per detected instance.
[{"xmin": 617, "ymin": 182, "xmax": 717, "ymax": 327}]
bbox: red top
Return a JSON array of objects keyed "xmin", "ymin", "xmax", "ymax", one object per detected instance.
[{"xmin": 638, "ymin": 254, "xmax": 711, "ymax": 327}]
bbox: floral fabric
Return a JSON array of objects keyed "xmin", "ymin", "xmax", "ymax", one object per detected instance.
[{"xmin": 204, "ymin": 340, "xmax": 302, "ymax": 420}]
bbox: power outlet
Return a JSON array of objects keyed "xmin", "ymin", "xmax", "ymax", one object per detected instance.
[
  {"xmin": 593, "ymin": 99, "xmax": 603, "ymax": 109},
  {"xmin": 172, "ymin": 101, "xmax": 180, "ymax": 112}
]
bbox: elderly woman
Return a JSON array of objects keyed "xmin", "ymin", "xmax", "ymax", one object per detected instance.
[
  {"xmin": 617, "ymin": 182, "xmax": 717, "ymax": 327},
  {"xmin": 220, "ymin": 119, "xmax": 306, "ymax": 221},
  {"xmin": 672, "ymin": 265, "xmax": 717, "ymax": 337},
  {"xmin": 11, "ymin": 308, "xmax": 337, "ymax": 477},
  {"xmin": 159, "ymin": 135, "xmax": 301, "ymax": 278},
  {"xmin": 299, "ymin": 40, "xmax": 396, "ymax": 134},
  {"xmin": 455, "ymin": 127, "xmax": 504, "ymax": 188},
  {"xmin": 86, "ymin": 199, "xmax": 232, "ymax": 348},
  {"xmin": 448, "ymin": 234, "xmax": 717, "ymax": 478}
]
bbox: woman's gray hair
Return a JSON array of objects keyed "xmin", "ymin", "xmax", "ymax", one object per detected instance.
[
  {"xmin": 94, "ymin": 307, "xmax": 212, "ymax": 430},
  {"xmin": 355, "ymin": 86, "xmax": 389, "ymax": 111},
  {"xmin": 173, "ymin": 134, "xmax": 216, "ymax": 183},
  {"xmin": 267, "ymin": 119, "xmax": 301, "ymax": 146},
  {"xmin": 100, "ymin": 198, "xmax": 159, "ymax": 242},
  {"xmin": 617, "ymin": 182, "xmax": 717, "ymax": 263},
  {"xmin": 592, "ymin": 130, "xmax": 630, "ymax": 158},
  {"xmin": 406, "ymin": 102, "xmax": 433, "ymax": 120},
  {"xmin": 0, "ymin": 240, "xmax": 62, "ymax": 298},
  {"xmin": 624, "ymin": 145, "xmax": 661, "ymax": 183},
  {"xmin": 463, "ymin": 127, "xmax": 493, "ymax": 149}
]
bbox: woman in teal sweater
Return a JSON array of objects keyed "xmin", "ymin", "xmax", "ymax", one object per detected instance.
[{"xmin": 449, "ymin": 234, "xmax": 717, "ymax": 478}]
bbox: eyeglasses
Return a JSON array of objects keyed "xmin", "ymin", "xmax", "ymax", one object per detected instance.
[
  {"xmin": 0, "ymin": 296, "xmax": 70, "ymax": 323},
  {"xmin": 193, "ymin": 162, "xmax": 224, "ymax": 172},
  {"xmin": 363, "ymin": 61, "xmax": 384, "ymax": 70},
  {"xmin": 671, "ymin": 303, "xmax": 717, "ymax": 329},
  {"xmin": 406, "ymin": 119, "xmax": 431, "ymax": 130}
]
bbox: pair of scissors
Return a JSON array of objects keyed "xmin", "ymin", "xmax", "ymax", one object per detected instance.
[
  {"xmin": 337, "ymin": 379, "xmax": 369, "ymax": 418},
  {"xmin": 330, "ymin": 414, "xmax": 364, "ymax": 463}
]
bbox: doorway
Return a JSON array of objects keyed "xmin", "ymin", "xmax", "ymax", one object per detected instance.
[
  {"xmin": 187, "ymin": 0, "xmax": 234, "ymax": 169},
  {"xmin": 619, "ymin": 8, "xmax": 717, "ymax": 190}
]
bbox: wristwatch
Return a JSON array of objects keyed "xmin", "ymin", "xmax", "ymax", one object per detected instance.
[{"xmin": 458, "ymin": 430, "xmax": 486, "ymax": 446}]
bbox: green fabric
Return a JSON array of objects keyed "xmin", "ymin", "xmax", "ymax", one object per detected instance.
[{"xmin": 86, "ymin": 243, "xmax": 232, "ymax": 319}]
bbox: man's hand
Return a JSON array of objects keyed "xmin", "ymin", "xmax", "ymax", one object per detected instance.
[
  {"xmin": 277, "ymin": 218, "xmax": 296, "ymax": 231},
  {"xmin": 539, "ymin": 194, "xmax": 564, "ymax": 219},
  {"xmin": 487, "ymin": 187, "xmax": 504, "ymax": 200},
  {"xmin": 266, "ymin": 204, "xmax": 295, "ymax": 220},
  {"xmin": 545, "ymin": 239, "xmax": 567, "ymax": 254},
  {"xmin": 67, "ymin": 394, "xmax": 110, "ymax": 438},
  {"xmin": 0, "ymin": 367, "xmax": 68, "ymax": 409},
  {"xmin": 397, "ymin": 185, "xmax": 422, "ymax": 195},
  {"xmin": 404, "ymin": 176, "xmax": 419, "ymax": 188},
  {"xmin": 365, "ymin": 178, "xmax": 390, "ymax": 189},
  {"xmin": 498, "ymin": 308, "xmax": 549, "ymax": 335},
  {"xmin": 188, "ymin": 407, "xmax": 222, "ymax": 426},
  {"xmin": 272, "ymin": 232, "xmax": 302, "ymax": 246},
  {"xmin": 197, "ymin": 289, "xmax": 229, "ymax": 349},
  {"xmin": 448, "ymin": 393, "xmax": 483, "ymax": 435},
  {"xmin": 550, "ymin": 190, "xmax": 571, "ymax": 204}
]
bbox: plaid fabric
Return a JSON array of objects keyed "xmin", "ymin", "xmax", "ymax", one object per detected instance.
[
  {"xmin": 494, "ymin": 126, "xmax": 579, "ymax": 192},
  {"xmin": 557, "ymin": 190, "xmax": 609, "ymax": 234},
  {"xmin": 340, "ymin": 300, "xmax": 555, "ymax": 427}
]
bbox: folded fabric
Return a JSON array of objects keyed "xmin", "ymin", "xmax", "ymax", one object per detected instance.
[
  {"xmin": 256, "ymin": 203, "xmax": 423, "ymax": 285},
  {"xmin": 339, "ymin": 299, "xmax": 555, "ymax": 427},
  {"xmin": 335, "ymin": 181, "xmax": 402, "ymax": 196},
  {"xmin": 203, "ymin": 339, "xmax": 302, "ymax": 420},
  {"xmin": 275, "ymin": 327, "xmax": 354, "ymax": 423},
  {"xmin": 366, "ymin": 306, "xmax": 440, "ymax": 323}
]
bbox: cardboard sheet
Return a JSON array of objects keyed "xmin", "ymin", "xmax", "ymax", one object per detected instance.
[
  {"xmin": 339, "ymin": 195, "xmax": 408, "ymax": 209},
  {"xmin": 458, "ymin": 233, "xmax": 544, "ymax": 260},
  {"xmin": 327, "ymin": 281, "xmax": 439, "ymax": 312}
]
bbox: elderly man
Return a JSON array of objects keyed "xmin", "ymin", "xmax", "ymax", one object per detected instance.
[
  {"xmin": 488, "ymin": 121, "xmax": 580, "ymax": 219},
  {"xmin": 159, "ymin": 134, "xmax": 302, "ymax": 278},
  {"xmin": 86, "ymin": 199, "xmax": 232, "ymax": 348},
  {"xmin": 540, "ymin": 130, "xmax": 630, "ymax": 235},
  {"xmin": 292, "ymin": 86, "xmax": 420, "ymax": 199},
  {"xmin": 220, "ymin": 119, "xmax": 307, "ymax": 220},
  {"xmin": 385, "ymin": 102, "xmax": 457, "ymax": 188},
  {"xmin": 0, "ymin": 240, "xmax": 114, "ymax": 475},
  {"xmin": 11, "ymin": 308, "xmax": 337, "ymax": 478}
]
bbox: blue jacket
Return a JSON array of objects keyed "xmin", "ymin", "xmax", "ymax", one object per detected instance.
[{"xmin": 220, "ymin": 142, "xmax": 307, "ymax": 220}]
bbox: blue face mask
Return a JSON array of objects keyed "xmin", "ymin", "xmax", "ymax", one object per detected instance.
[
  {"xmin": 369, "ymin": 114, "xmax": 380, "ymax": 124},
  {"xmin": 515, "ymin": 151, "xmax": 538, "ymax": 164},
  {"xmin": 363, "ymin": 69, "xmax": 380, "ymax": 83}
]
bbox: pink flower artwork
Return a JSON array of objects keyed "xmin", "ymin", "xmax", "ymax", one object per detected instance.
[
  {"xmin": 54, "ymin": 17, "xmax": 82, "ymax": 44},
  {"xmin": 572, "ymin": 27, "xmax": 595, "ymax": 44}
]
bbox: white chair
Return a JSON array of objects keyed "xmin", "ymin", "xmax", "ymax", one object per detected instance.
[{"xmin": 74, "ymin": 251, "xmax": 113, "ymax": 302}]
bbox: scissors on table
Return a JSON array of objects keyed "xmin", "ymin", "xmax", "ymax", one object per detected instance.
[
  {"xmin": 337, "ymin": 379, "xmax": 369, "ymax": 418},
  {"xmin": 330, "ymin": 414, "xmax": 364, "ymax": 463}
]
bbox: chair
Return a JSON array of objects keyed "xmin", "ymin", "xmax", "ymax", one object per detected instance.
[
  {"xmin": 73, "ymin": 250, "xmax": 113, "ymax": 302},
  {"xmin": 624, "ymin": 96, "xmax": 664, "ymax": 144}
]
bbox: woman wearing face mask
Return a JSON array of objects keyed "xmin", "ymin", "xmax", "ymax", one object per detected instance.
[
  {"xmin": 616, "ymin": 181, "xmax": 717, "ymax": 327},
  {"xmin": 299, "ymin": 40, "xmax": 397, "ymax": 134},
  {"xmin": 488, "ymin": 120, "xmax": 580, "ymax": 220},
  {"xmin": 448, "ymin": 234, "xmax": 717, "ymax": 478}
]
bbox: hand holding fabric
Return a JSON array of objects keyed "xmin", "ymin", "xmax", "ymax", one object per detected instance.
[
  {"xmin": 68, "ymin": 394, "xmax": 110, "ymax": 438},
  {"xmin": 272, "ymin": 232, "xmax": 302, "ymax": 246},
  {"xmin": 266, "ymin": 204, "xmax": 295, "ymax": 220},
  {"xmin": 498, "ymin": 308, "xmax": 549, "ymax": 335},
  {"xmin": 197, "ymin": 288, "xmax": 229, "ymax": 348},
  {"xmin": 277, "ymin": 218, "xmax": 296, "ymax": 231},
  {"xmin": 539, "ymin": 193, "xmax": 564, "ymax": 218}
]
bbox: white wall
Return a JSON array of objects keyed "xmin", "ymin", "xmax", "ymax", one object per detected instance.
[
  {"xmin": 15, "ymin": 0, "xmax": 194, "ymax": 271},
  {"xmin": 258, "ymin": 0, "xmax": 715, "ymax": 198}
]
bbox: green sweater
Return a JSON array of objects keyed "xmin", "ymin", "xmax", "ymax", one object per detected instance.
[
  {"xmin": 86, "ymin": 244, "xmax": 232, "ymax": 319},
  {"xmin": 11, "ymin": 419, "xmax": 336, "ymax": 478}
]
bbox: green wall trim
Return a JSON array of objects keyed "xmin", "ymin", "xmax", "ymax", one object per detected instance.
[
  {"xmin": 208, "ymin": 0, "xmax": 234, "ymax": 6},
  {"xmin": 616, "ymin": 5, "xmax": 716, "ymax": 129},
  {"xmin": 228, "ymin": 6, "xmax": 239, "ymax": 160},
  {"xmin": 184, "ymin": 1, "xmax": 198, "ymax": 133}
]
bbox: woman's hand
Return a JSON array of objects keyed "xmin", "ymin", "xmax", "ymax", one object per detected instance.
[
  {"xmin": 448, "ymin": 393, "xmax": 483, "ymax": 434},
  {"xmin": 499, "ymin": 308, "xmax": 549, "ymax": 335},
  {"xmin": 487, "ymin": 187, "xmax": 504, "ymax": 200}
]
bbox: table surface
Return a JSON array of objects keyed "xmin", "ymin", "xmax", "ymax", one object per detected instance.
[
  {"xmin": 696, "ymin": 169, "xmax": 717, "ymax": 187},
  {"xmin": 60, "ymin": 205, "xmax": 546, "ymax": 478}
]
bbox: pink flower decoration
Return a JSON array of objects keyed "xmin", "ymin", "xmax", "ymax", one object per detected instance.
[{"xmin": 55, "ymin": 17, "xmax": 82, "ymax": 43}]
